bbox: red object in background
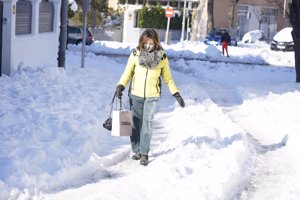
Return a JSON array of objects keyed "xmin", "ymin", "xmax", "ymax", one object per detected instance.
[{"xmin": 165, "ymin": 8, "xmax": 174, "ymax": 18}]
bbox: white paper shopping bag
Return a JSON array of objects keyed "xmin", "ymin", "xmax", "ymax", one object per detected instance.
[{"xmin": 111, "ymin": 110, "xmax": 133, "ymax": 136}]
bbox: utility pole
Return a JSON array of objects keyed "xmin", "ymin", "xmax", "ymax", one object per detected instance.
[
  {"xmin": 57, "ymin": 0, "xmax": 68, "ymax": 68},
  {"xmin": 81, "ymin": 0, "xmax": 90, "ymax": 68},
  {"xmin": 186, "ymin": 2, "xmax": 192, "ymax": 41},
  {"xmin": 180, "ymin": 0, "xmax": 187, "ymax": 46}
]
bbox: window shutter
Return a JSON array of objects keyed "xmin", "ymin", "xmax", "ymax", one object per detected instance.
[
  {"xmin": 39, "ymin": 0, "xmax": 54, "ymax": 33},
  {"xmin": 15, "ymin": 0, "xmax": 32, "ymax": 35}
]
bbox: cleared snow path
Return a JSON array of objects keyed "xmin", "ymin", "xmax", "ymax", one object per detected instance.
[
  {"xmin": 42, "ymin": 104, "xmax": 257, "ymax": 200},
  {"xmin": 39, "ymin": 55, "xmax": 260, "ymax": 200}
]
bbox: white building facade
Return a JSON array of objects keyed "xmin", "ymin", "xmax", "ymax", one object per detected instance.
[{"xmin": 0, "ymin": 0, "xmax": 61, "ymax": 76}]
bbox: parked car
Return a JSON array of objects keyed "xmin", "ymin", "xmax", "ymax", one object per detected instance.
[
  {"xmin": 242, "ymin": 30, "xmax": 265, "ymax": 43},
  {"xmin": 204, "ymin": 28, "xmax": 238, "ymax": 46},
  {"xmin": 67, "ymin": 26, "xmax": 94, "ymax": 46},
  {"xmin": 270, "ymin": 27, "xmax": 294, "ymax": 51}
]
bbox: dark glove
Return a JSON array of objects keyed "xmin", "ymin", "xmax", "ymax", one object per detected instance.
[
  {"xmin": 115, "ymin": 85, "xmax": 125, "ymax": 99},
  {"xmin": 173, "ymin": 92, "xmax": 185, "ymax": 108}
]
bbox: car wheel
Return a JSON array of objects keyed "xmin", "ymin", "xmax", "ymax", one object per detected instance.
[{"xmin": 76, "ymin": 40, "xmax": 82, "ymax": 45}]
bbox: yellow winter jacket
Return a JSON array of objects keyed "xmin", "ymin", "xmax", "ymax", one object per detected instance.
[{"xmin": 118, "ymin": 49, "xmax": 179, "ymax": 98}]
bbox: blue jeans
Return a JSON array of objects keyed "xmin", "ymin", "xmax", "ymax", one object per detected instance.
[{"xmin": 129, "ymin": 94, "xmax": 159, "ymax": 155}]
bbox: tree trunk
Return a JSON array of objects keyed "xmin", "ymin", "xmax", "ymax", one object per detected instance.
[
  {"xmin": 289, "ymin": 0, "xmax": 300, "ymax": 82},
  {"xmin": 293, "ymin": 32, "xmax": 300, "ymax": 82},
  {"xmin": 207, "ymin": 0, "xmax": 214, "ymax": 32},
  {"xmin": 229, "ymin": 0, "xmax": 239, "ymax": 29},
  {"xmin": 190, "ymin": 0, "xmax": 207, "ymax": 41}
]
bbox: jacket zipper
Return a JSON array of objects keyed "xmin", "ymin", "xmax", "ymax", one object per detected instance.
[
  {"xmin": 130, "ymin": 77, "xmax": 135, "ymax": 93},
  {"xmin": 144, "ymin": 68, "xmax": 149, "ymax": 98},
  {"xmin": 156, "ymin": 78, "xmax": 159, "ymax": 94}
]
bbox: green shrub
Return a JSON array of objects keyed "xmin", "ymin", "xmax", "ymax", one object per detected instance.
[{"xmin": 137, "ymin": 6, "xmax": 182, "ymax": 30}]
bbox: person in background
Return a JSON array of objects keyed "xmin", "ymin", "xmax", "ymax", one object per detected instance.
[
  {"xmin": 115, "ymin": 29, "xmax": 185, "ymax": 166},
  {"xmin": 221, "ymin": 31, "xmax": 230, "ymax": 57}
]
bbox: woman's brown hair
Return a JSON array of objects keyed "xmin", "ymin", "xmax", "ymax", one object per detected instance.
[{"xmin": 137, "ymin": 29, "xmax": 162, "ymax": 51}]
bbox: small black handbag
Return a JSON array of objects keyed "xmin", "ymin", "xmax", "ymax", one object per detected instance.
[
  {"xmin": 103, "ymin": 117, "xmax": 112, "ymax": 131},
  {"xmin": 103, "ymin": 94, "xmax": 116, "ymax": 131}
]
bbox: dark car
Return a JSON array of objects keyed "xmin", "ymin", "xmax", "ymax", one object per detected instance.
[
  {"xmin": 67, "ymin": 26, "xmax": 94, "ymax": 45},
  {"xmin": 270, "ymin": 27, "xmax": 294, "ymax": 51},
  {"xmin": 204, "ymin": 28, "xmax": 238, "ymax": 46}
]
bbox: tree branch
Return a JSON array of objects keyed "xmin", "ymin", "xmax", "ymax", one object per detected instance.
[{"xmin": 268, "ymin": 0, "xmax": 290, "ymax": 18}]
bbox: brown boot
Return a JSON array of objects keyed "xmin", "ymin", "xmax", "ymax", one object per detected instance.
[
  {"xmin": 131, "ymin": 153, "xmax": 141, "ymax": 160},
  {"xmin": 140, "ymin": 155, "xmax": 148, "ymax": 166}
]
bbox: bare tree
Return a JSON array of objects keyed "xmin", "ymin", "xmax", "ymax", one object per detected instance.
[
  {"xmin": 268, "ymin": 0, "xmax": 289, "ymax": 17},
  {"xmin": 253, "ymin": 9, "xmax": 263, "ymax": 30},
  {"xmin": 228, "ymin": 0, "xmax": 239, "ymax": 29},
  {"xmin": 190, "ymin": 0, "xmax": 207, "ymax": 41},
  {"xmin": 269, "ymin": 0, "xmax": 300, "ymax": 82}
]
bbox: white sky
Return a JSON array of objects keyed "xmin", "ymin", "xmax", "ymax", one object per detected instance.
[{"xmin": 0, "ymin": 38, "xmax": 300, "ymax": 200}]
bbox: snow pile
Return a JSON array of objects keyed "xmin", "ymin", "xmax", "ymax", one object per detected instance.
[
  {"xmin": 242, "ymin": 30, "xmax": 265, "ymax": 43},
  {"xmin": 205, "ymin": 44, "xmax": 222, "ymax": 59},
  {"xmin": 67, "ymin": 39, "xmax": 294, "ymax": 67}
]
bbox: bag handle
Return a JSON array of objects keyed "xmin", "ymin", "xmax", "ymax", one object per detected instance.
[
  {"xmin": 108, "ymin": 94, "xmax": 116, "ymax": 117},
  {"xmin": 113, "ymin": 94, "xmax": 129, "ymax": 111},
  {"xmin": 108, "ymin": 94, "xmax": 124, "ymax": 117},
  {"xmin": 108, "ymin": 91, "xmax": 130, "ymax": 118},
  {"xmin": 119, "ymin": 97, "xmax": 122, "ymax": 110}
]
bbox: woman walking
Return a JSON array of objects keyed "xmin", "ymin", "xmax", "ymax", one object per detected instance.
[{"xmin": 115, "ymin": 29, "xmax": 185, "ymax": 166}]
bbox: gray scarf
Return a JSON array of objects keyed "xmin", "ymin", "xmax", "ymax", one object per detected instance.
[{"xmin": 139, "ymin": 49, "xmax": 163, "ymax": 69}]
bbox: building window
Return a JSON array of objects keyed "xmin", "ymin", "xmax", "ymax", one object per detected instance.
[
  {"xmin": 192, "ymin": 2, "xmax": 199, "ymax": 9},
  {"xmin": 237, "ymin": 5, "xmax": 249, "ymax": 39},
  {"xmin": 39, "ymin": 0, "xmax": 54, "ymax": 33},
  {"xmin": 128, "ymin": 0, "xmax": 136, "ymax": 4},
  {"xmin": 158, "ymin": 1, "xmax": 168, "ymax": 6},
  {"xmin": 148, "ymin": 1, "xmax": 157, "ymax": 6},
  {"xmin": 238, "ymin": 6, "xmax": 247, "ymax": 14},
  {"xmin": 261, "ymin": 8, "xmax": 277, "ymax": 40},
  {"xmin": 261, "ymin": 8, "xmax": 277, "ymax": 16},
  {"xmin": 170, "ymin": 1, "xmax": 178, "ymax": 8},
  {"xmin": 137, "ymin": 0, "xmax": 144, "ymax": 5},
  {"xmin": 15, "ymin": 0, "xmax": 32, "ymax": 35}
]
